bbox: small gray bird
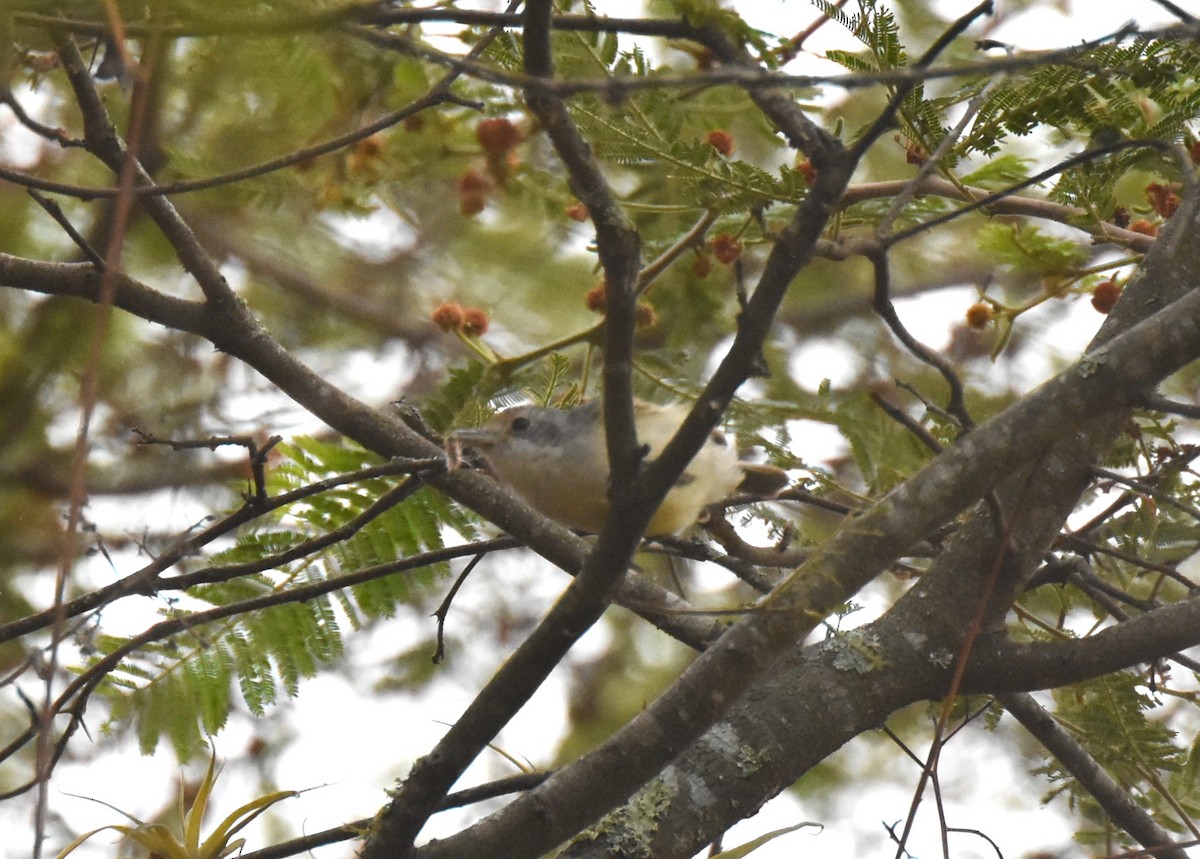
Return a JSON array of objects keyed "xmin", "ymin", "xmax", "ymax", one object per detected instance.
[{"xmin": 451, "ymin": 400, "xmax": 786, "ymax": 535}]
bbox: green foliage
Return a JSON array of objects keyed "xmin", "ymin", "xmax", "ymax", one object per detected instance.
[
  {"xmin": 966, "ymin": 37, "xmax": 1200, "ymax": 208},
  {"xmin": 967, "ymin": 38, "xmax": 1200, "ymax": 156},
  {"xmin": 832, "ymin": 391, "xmax": 933, "ymax": 494},
  {"xmin": 960, "ymin": 153, "xmax": 1033, "ymax": 188},
  {"xmin": 1041, "ymin": 673, "xmax": 1188, "ymax": 842},
  {"xmin": 819, "ymin": 0, "xmax": 950, "ymax": 156},
  {"xmin": 55, "ymin": 747, "xmax": 298, "ymax": 859},
  {"xmin": 421, "ymin": 361, "xmax": 496, "ymax": 434},
  {"xmin": 658, "ymin": 0, "xmax": 777, "ymax": 59},
  {"xmin": 1168, "ymin": 734, "xmax": 1200, "ymax": 823},
  {"xmin": 491, "ymin": 15, "xmax": 809, "ymax": 223},
  {"xmin": 98, "ymin": 593, "xmax": 343, "ymax": 755},
  {"xmin": 93, "ymin": 435, "xmax": 465, "ymax": 755},
  {"xmin": 976, "ymin": 222, "xmax": 1090, "ymax": 276},
  {"xmin": 819, "ymin": 0, "xmax": 908, "ymax": 71},
  {"xmin": 566, "ymin": 83, "xmax": 800, "ymax": 217}
]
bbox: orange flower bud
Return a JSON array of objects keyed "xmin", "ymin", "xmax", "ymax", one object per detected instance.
[
  {"xmin": 462, "ymin": 307, "xmax": 490, "ymax": 336},
  {"xmin": 1145, "ymin": 182, "xmax": 1180, "ymax": 219},
  {"xmin": 712, "ymin": 233, "xmax": 742, "ymax": 265},
  {"xmin": 1091, "ymin": 280, "xmax": 1121, "ymax": 314},
  {"xmin": 585, "ymin": 282, "xmax": 607, "ymax": 313},
  {"xmin": 431, "ymin": 301, "xmax": 466, "ymax": 332},
  {"xmin": 706, "ymin": 130, "xmax": 735, "ymax": 158},
  {"xmin": 347, "ymin": 134, "xmax": 385, "ymax": 175},
  {"xmin": 457, "ymin": 169, "xmax": 489, "ymax": 215},
  {"xmin": 965, "ymin": 302, "xmax": 993, "ymax": 329},
  {"xmin": 476, "ymin": 117, "xmax": 523, "ymax": 157}
]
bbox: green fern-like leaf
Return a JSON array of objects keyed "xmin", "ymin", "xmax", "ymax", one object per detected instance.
[
  {"xmin": 824, "ymin": 48, "xmax": 879, "ymax": 75},
  {"xmin": 965, "ymin": 37, "xmax": 1200, "ymax": 210},
  {"xmin": 229, "ymin": 627, "xmax": 277, "ymax": 716},
  {"xmin": 570, "ymin": 100, "xmax": 795, "ymax": 212},
  {"xmin": 665, "ymin": 1, "xmax": 776, "ymax": 59},
  {"xmin": 977, "ymin": 222, "xmax": 1090, "ymax": 275},
  {"xmin": 421, "ymin": 359, "xmax": 490, "ymax": 433},
  {"xmin": 188, "ymin": 644, "xmax": 233, "ymax": 737},
  {"xmin": 1168, "ymin": 734, "xmax": 1200, "ymax": 821},
  {"xmin": 1041, "ymin": 672, "xmax": 1184, "ymax": 829},
  {"xmin": 91, "ymin": 428, "xmax": 469, "ymax": 754},
  {"xmin": 960, "ymin": 153, "xmax": 1033, "ymax": 188},
  {"xmin": 832, "ymin": 391, "xmax": 933, "ymax": 494},
  {"xmin": 818, "ymin": 0, "xmax": 907, "ymax": 71}
]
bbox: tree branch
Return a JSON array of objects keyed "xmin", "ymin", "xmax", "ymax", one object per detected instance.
[
  {"xmin": 999, "ymin": 692, "xmax": 1190, "ymax": 859},
  {"xmin": 416, "ymin": 189, "xmax": 1200, "ymax": 859},
  {"xmin": 966, "ymin": 596, "xmax": 1200, "ymax": 692},
  {"xmin": 360, "ymin": 0, "xmax": 657, "ymax": 851}
]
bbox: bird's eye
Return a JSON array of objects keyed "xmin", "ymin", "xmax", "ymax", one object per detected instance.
[{"xmin": 510, "ymin": 416, "xmax": 531, "ymax": 433}]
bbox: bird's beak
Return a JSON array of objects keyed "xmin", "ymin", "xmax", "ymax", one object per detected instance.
[
  {"xmin": 445, "ymin": 427, "xmax": 498, "ymax": 470},
  {"xmin": 449, "ymin": 427, "xmax": 500, "ymax": 449}
]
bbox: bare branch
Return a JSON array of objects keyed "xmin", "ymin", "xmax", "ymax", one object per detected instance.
[{"xmin": 869, "ymin": 252, "xmax": 973, "ymax": 430}]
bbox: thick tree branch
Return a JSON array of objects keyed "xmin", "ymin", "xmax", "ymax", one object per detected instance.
[
  {"xmin": 966, "ymin": 596, "xmax": 1200, "ymax": 692},
  {"xmin": 416, "ymin": 189, "xmax": 1200, "ymax": 859},
  {"xmin": 0, "ymin": 255, "xmax": 210, "ymax": 333}
]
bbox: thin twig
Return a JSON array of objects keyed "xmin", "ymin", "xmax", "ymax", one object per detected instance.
[
  {"xmin": 1058, "ymin": 533, "xmax": 1199, "ymax": 593},
  {"xmin": 26, "ymin": 190, "xmax": 105, "ymax": 266},
  {"xmin": 876, "ymin": 65, "xmax": 1003, "ymax": 237},
  {"xmin": 0, "ymin": 456, "xmax": 447, "ymax": 643},
  {"xmin": 34, "ymin": 19, "xmax": 162, "ymax": 855},
  {"xmin": 885, "ymin": 139, "xmax": 1191, "ymax": 251},
  {"xmin": 0, "ymin": 537, "xmax": 521, "ymax": 790},
  {"xmin": 236, "ymin": 771, "xmax": 552, "ymax": 859},
  {"xmin": 1091, "ymin": 466, "xmax": 1200, "ymax": 526},
  {"xmin": 431, "ymin": 553, "xmax": 487, "ymax": 663},
  {"xmin": 869, "ymin": 251, "xmax": 973, "ymax": 430},
  {"xmin": 134, "ymin": 430, "xmax": 282, "ymax": 503},
  {"xmin": 870, "ymin": 389, "xmax": 944, "ymax": 454}
]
